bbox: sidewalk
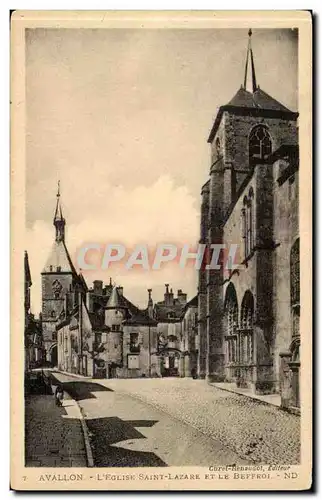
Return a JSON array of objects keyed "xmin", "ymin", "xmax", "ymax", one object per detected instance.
[
  {"xmin": 25, "ymin": 385, "xmax": 87, "ymax": 467},
  {"xmin": 55, "ymin": 369, "xmax": 92, "ymax": 379}
]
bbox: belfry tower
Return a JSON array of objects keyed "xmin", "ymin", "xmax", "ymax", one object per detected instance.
[{"xmin": 41, "ymin": 182, "xmax": 78, "ymax": 365}]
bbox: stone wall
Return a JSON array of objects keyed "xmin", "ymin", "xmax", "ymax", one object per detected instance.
[
  {"xmin": 41, "ymin": 272, "xmax": 73, "ymax": 345},
  {"xmin": 273, "ymin": 162, "xmax": 299, "ymax": 390}
]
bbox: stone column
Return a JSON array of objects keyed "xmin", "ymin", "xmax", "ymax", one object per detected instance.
[{"xmin": 279, "ymin": 351, "xmax": 292, "ymax": 409}]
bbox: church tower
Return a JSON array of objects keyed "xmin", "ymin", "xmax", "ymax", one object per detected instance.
[
  {"xmin": 41, "ymin": 182, "xmax": 78, "ymax": 364},
  {"xmin": 199, "ymin": 30, "xmax": 298, "ymax": 382}
]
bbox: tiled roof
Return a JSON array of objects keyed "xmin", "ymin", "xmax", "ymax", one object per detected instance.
[
  {"xmin": 154, "ymin": 303, "xmax": 184, "ymax": 322},
  {"xmin": 42, "ymin": 240, "xmax": 78, "ymax": 275},
  {"xmin": 227, "ymin": 87, "xmax": 292, "ymax": 112},
  {"xmin": 106, "ymin": 287, "xmax": 126, "ymax": 309},
  {"xmin": 208, "ymin": 87, "xmax": 298, "ymax": 143},
  {"xmin": 180, "ymin": 294, "xmax": 198, "ymax": 318},
  {"xmin": 123, "ymin": 309, "xmax": 157, "ymax": 326},
  {"xmin": 104, "ymin": 286, "xmax": 157, "ymax": 326}
]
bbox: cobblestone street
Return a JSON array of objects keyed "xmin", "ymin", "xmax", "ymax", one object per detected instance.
[
  {"xmin": 51, "ymin": 373, "xmax": 300, "ymax": 466},
  {"xmin": 52, "ymin": 372, "xmax": 249, "ymax": 467},
  {"xmin": 96, "ymin": 378, "xmax": 301, "ymax": 465}
]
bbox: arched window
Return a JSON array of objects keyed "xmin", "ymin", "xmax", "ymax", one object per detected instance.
[
  {"xmin": 249, "ymin": 125, "xmax": 272, "ymax": 164},
  {"xmin": 242, "ymin": 190, "xmax": 255, "ymax": 261},
  {"xmin": 290, "ymin": 238, "xmax": 300, "ymax": 339},
  {"xmin": 224, "ymin": 284, "xmax": 238, "ymax": 364},
  {"xmin": 248, "ymin": 187, "xmax": 255, "ymax": 251},
  {"xmin": 240, "ymin": 291, "xmax": 254, "ymax": 364}
]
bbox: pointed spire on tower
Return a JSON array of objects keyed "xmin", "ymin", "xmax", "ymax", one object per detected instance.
[
  {"xmin": 243, "ymin": 28, "xmax": 258, "ymax": 93},
  {"xmin": 54, "ymin": 180, "xmax": 63, "ymax": 221},
  {"xmin": 53, "ymin": 180, "xmax": 66, "ymax": 242}
]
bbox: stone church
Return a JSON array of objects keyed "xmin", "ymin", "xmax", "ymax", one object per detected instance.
[{"xmin": 197, "ymin": 30, "xmax": 300, "ymax": 409}]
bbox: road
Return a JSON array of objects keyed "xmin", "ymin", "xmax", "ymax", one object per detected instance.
[
  {"xmin": 51, "ymin": 373, "xmax": 300, "ymax": 467},
  {"xmin": 51, "ymin": 372, "xmax": 248, "ymax": 467}
]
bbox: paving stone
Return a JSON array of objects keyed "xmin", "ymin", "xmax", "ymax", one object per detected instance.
[
  {"xmin": 96, "ymin": 378, "xmax": 300, "ymax": 465},
  {"xmin": 25, "ymin": 392, "xmax": 87, "ymax": 467}
]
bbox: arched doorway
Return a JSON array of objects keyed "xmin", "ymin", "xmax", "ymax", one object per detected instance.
[
  {"xmin": 239, "ymin": 290, "xmax": 254, "ymax": 387},
  {"xmin": 224, "ymin": 283, "xmax": 238, "ymax": 381},
  {"xmin": 49, "ymin": 343, "xmax": 58, "ymax": 367}
]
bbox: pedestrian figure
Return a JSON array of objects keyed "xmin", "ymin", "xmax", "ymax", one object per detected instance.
[{"xmin": 54, "ymin": 384, "xmax": 64, "ymax": 407}]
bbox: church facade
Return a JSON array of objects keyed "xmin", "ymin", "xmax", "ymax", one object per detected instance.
[{"xmin": 197, "ymin": 31, "xmax": 300, "ymax": 409}]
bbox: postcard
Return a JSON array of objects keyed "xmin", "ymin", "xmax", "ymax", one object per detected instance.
[{"xmin": 11, "ymin": 10, "xmax": 312, "ymax": 491}]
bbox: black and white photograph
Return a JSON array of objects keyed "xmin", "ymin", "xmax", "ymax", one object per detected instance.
[{"xmin": 11, "ymin": 11, "xmax": 312, "ymax": 491}]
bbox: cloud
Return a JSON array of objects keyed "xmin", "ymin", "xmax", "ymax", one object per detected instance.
[
  {"xmin": 27, "ymin": 175, "xmax": 199, "ymax": 312},
  {"xmin": 25, "ymin": 28, "xmax": 298, "ymax": 313}
]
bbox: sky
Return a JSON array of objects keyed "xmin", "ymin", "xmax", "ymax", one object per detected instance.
[{"xmin": 25, "ymin": 27, "xmax": 298, "ymax": 313}]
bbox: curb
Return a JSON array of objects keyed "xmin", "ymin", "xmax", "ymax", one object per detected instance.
[
  {"xmin": 54, "ymin": 370, "xmax": 92, "ymax": 380},
  {"xmin": 77, "ymin": 405, "xmax": 94, "ymax": 467},
  {"xmin": 50, "ymin": 371, "xmax": 95, "ymax": 467},
  {"xmin": 209, "ymin": 382, "xmax": 280, "ymax": 408},
  {"xmin": 209, "ymin": 383, "xmax": 300, "ymax": 415}
]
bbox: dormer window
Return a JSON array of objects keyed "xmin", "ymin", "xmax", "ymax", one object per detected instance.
[
  {"xmin": 129, "ymin": 332, "xmax": 140, "ymax": 353},
  {"xmin": 249, "ymin": 125, "xmax": 272, "ymax": 163}
]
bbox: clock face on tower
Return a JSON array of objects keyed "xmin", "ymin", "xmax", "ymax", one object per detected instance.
[{"xmin": 52, "ymin": 279, "xmax": 62, "ymax": 298}]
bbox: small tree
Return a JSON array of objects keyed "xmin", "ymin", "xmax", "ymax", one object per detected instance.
[{"xmin": 83, "ymin": 331, "xmax": 107, "ymax": 377}]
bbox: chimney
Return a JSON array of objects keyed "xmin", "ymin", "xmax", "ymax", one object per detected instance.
[
  {"xmin": 164, "ymin": 283, "xmax": 170, "ymax": 304},
  {"xmin": 64, "ymin": 293, "xmax": 69, "ymax": 320},
  {"xmin": 117, "ymin": 286, "xmax": 123, "ymax": 296},
  {"xmin": 147, "ymin": 289, "xmax": 153, "ymax": 318},
  {"xmin": 165, "ymin": 285, "xmax": 174, "ymax": 306},
  {"xmin": 93, "ymin": 280, "xmax": 103, "ymax": 295},
  {"xmin": 177, "ymin": 289, "xmax": 187, "ymax": 305}
]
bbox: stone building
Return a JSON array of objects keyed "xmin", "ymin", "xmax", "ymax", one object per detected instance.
[
  {"xmin": 24, "ymin": 251, "xmax": 44, "ymax": 370},
  {"xmin": 56, "ymin": 282, "xmax": 159, "ymax": 378},
  {"xmin": 41, "ymin": 184, "xmax": 87, "ymax": 366},
  {"xmin": 152, "ymin": 286, "xmax": 198, "ymax": 378},
  {"xmin": 42, "ymin": 187, "xmax": 194, "ymax": 379},
  {"xmin": 197, "ymin": 30, "xmax": 300, "ymax": 408},
  {"xmin": 154, "ymin": 285, "xmax": 187, "ymax": 377},
  {"xmin": 179, "ymin": 295, "xmax": 198, "ymax": 378}
]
